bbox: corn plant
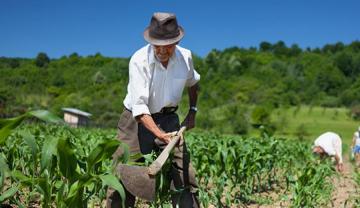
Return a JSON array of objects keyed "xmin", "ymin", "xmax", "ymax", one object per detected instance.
[
  {"xmin": 345, "ymin": 168, "xmax": 360, "ymax": 207},
  {"xmin": 356, "ymin": 170, "xmax": 360, "ymax": 206},
  {"xmin": 186, "ymin": 131, "xmax": 336, "ymax": 206},
  {"xmin": 290, "ymin": 160, "xmax": 334, "ymax": 207},
  {"xmin": 0, "ymin": 110, "xmax": 127, "ymax": 207}
]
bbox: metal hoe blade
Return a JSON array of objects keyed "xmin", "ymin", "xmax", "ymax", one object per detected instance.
[
  {"xmin": 118, "ymin": 127, "xmax": 187, "ymax": 201},
  {"xmin": 118, "ymin": 164, "xmax": 155, "ymax": 201}
]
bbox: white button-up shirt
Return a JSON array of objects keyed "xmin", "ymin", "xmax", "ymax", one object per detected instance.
[
  {"xmin": 314, "ymin": 132, "xmax": 343, "ymax": 163},
  {"xmin": 123, "ymin": 44, "xmax": 200, "ymax": 117}
]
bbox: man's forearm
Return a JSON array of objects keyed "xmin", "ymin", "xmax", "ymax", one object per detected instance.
[
  {"xmin": 136, "ymin": 114, "xmax": 163, "ymax": 137},
  {"xmin": 188, "ymin": 83, "xmax": 199, "ymax": 108},
  {"xmin": 334, "ymin": 154, "xmax": 342, "ymax": 164}
]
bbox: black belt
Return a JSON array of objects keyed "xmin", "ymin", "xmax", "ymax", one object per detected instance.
[
  {"xmin": 155, "ymin": 106, "xmax": 178, "ymax": 115},
  {"xmin": 124, "ymin": 106, "xmax": 178, "ymax": 115}
]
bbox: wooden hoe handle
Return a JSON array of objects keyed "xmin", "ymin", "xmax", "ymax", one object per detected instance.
[{"xmin": 148, "ymin": 126, "xmax": 186, "ymax": 176}]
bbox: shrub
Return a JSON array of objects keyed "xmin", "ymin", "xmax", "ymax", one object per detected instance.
[{"xmin": 350, "ymin": 105, "xmax": 360, "ymax": 120}]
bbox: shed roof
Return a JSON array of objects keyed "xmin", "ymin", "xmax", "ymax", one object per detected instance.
[{"xmin": 62, "ymin": 108, "xmax": 92, "ymax": 117}]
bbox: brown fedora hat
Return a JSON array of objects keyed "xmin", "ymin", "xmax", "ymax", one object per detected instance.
[{"xmin": 143, "ymin": 12, "xmax": 184, "ymax": 46}]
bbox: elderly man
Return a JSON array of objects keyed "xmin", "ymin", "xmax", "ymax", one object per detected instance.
[
  {"xmin": 106, "ymin": 12, "xmax": 200, "ymax": 208},
  {"xmin": 312, "ymin": 131, "xmax": 344, "ymax": 172}
]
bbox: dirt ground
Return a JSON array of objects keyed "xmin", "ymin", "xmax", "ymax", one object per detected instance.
[{"xmin": 330, "ymin": 156, "xmax": 357, "ymax": 208}]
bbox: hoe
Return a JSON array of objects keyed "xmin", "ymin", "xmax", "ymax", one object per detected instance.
[{"xmin": 118, "ymin": 126, "xmax": 186, "ymax": 201}]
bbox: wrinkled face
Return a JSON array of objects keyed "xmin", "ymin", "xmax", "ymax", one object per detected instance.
[{"xmin": 153, "ymin": 43, "xmax": 177, "ymax": 63}]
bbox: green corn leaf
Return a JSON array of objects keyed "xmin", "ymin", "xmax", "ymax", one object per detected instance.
[
  {"xmin": 0, "ymin": 110, "xmax": 62, "ymax": 146},
  {"xmin": 86, "ymin": 145, "xmax": 103, "ymax": 172},
  {"xmin": 57, "ymin": 137, "xmax": 78, "ymax": 181},
  {"xmin": 119, "ymin": 142, "xmax": 130, "ymax": 164},
  {"xmin": 34, "ymin": 176, "xmax": 51, "ymax": 207},
  {"xmin": 0, "ymin": 186, "xmax": 18, "ymax": 202},
  {"xmin": 56, "ymin": 183, "xmax": 66, "ymax": 206},
  {"xmin": 129, "ymin": 152, "xmax": 143, "ymax": 162},
  {"xmin": 65, "ymin": 174, "xmax": 92, "ymax": 203},
  {"xmin": 19, "ymin": 130, "xmax": 38, "ymax": 160},
  {"xmin": 65, "ymin": 181, "xmax": 84, "ymax": 208},
  {"xmin": 0, "ymin": 119, "xmax": 9, "ymax": 129},
  {"xmin": 28, "ymin": 110, "xmax": 64, "ymax": 124},
  {"xmin": 87, "ymin": 139, "xmax": 121, "ymax": 173},
  {"xmin": 0, "ymin": 154, "xmax": 9, "ymax": 190},
  {"xmin": 67, "ymin": 180, "xmax": 81, "ymax": 199},
  {"xmin": 0, "ymin": 114, "xmax": 27, "ymax": 146},
  {"xmin": 41, "ymin": 136, "xmax": 59, "ymax": 173},
  {"xmin": 99, "ymin": 174, "xmax": 125, "ymax": 208},
  {"xmin": 11, "ymin": 170, "xmax": 33, "ymax": 185}
]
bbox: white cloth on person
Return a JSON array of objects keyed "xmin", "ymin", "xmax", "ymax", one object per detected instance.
[
  {"xmin": 354, "ymin": 131, "xmax": 360, "ymax": 146},
  {"xmin": 314, "ymin": 132, "xmax": 343, "ymax": 163}
]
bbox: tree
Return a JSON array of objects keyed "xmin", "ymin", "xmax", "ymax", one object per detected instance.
[
  {"xmin": 8, "ymin": 58, "xmax": 20, "ymax": 68},
  {"xmin": 69, "ymin": 52, "xmax": 80, "ymax": 65},
  {"xmin": 350, "ymin": 105, "xmax": 360, "ymax": 120},
  {"xmin": 322, "ymin": 42, "xmax": 344, "ymax": 54},
  {"xmin": 334, "ymin": 52, "xmax": 353, "ymax": 77},
  {"xmin": 0, "ymin": 58, "xmax": 20, "ymax": 69},
  {"xmin": 35, "ymin": 52, "xmax": 50, "ymax": 67},
  {"xmin": 251, "ymin": 106, "xmax": 271, "ymax": 126},
  {"xmin": 92, "ymin": 71, "xmax": 106, "ymax": 84},
  {"xmin": 350, "ymin": 41, "xmax": 360, "ymax": 52},
  {"xmin": 259, "ymin": 41, "xmax": 272, "ymax": 52},
  {"xmin": 289, "ymin": 44, "xmax": 302, "ymax": 56},
  {"xmin": 315, "ymin": 65, "xmax": 346, "ymax": 96},
  {"xmin": 273, "ymin": 41, "xmax": 289, "ymax": 56}
]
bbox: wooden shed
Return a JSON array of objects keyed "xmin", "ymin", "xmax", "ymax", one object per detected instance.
[{"xmin": 62, "ymin": 107, "xmax": 92, "ymax": 128}]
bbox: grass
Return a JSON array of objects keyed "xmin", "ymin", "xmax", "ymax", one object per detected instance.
[{"xmin": 271, "ymin": 105, "xmax": 359, "ymax": 146}]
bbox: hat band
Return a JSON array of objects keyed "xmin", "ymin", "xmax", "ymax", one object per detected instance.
[{"xmin": 149, "ymin": 28, "xmax": 180, "ymax": 40}]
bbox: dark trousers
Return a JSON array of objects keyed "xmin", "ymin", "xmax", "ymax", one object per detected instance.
[{"xmin": 106, "ymin": 109, "xmax": 199, "ymax": 208}]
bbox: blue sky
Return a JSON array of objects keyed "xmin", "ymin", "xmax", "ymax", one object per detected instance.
[{"xmin": 1, "ymin": 0, "xmax": 359, "ymax": 58}]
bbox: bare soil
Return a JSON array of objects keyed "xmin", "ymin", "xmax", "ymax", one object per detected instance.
[{"xmin": 330, "ymin": 156, "xmax": 357, "ymax": 208}]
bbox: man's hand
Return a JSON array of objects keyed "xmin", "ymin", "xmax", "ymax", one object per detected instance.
[
  {"xmin": 137, "ymin": 114, "xmax": 177, "ymax": 144},
  {"xmin": 336, "ymin": 163, "xmax": 344, "ymax": 172},
  {"xmin": 181, "ymin": 111, "xmax": 196, "ymax": 130},
  {"xmin": 156, "ymin": 131, "xmax": 177, "ymax": 144}
]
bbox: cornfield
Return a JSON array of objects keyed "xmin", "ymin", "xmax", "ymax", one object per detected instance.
[{"xmin": 0, "ymin": 111, "xmax": 338, "ymax": 207}]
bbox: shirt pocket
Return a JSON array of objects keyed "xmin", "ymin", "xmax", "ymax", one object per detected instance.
[{"xmin": 171, "ymin": 78, "xmax": 187, "ymax": 102}]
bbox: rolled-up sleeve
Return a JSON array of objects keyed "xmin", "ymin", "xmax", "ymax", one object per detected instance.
[
  {"xmin": 185, "ymin": 54, "xmax": 201, "ymax": 87},
  {"xmin": 128, "ymin": 59, "xmax": 151, "ymax": 117}
]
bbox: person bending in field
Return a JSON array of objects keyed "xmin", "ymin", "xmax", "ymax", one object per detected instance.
[
  {"xmin": 312, "ymin": 132, "xmax": 344, "ymax": 172},
  {"xmin": 351, "ymin": 126, "xmax": 360, "ymax": 166}
]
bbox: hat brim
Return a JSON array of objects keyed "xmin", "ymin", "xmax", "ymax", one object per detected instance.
[{"xmin": 143, "ymin": 26, "xmax": 184, "ymax": 46}]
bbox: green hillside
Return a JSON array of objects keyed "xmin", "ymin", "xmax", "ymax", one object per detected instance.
[{"xmin": 1, "ymin": 41, "xmax": 360, "ymax": 142}]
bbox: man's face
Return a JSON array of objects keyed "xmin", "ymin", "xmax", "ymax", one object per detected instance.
[
  {"xmin": 153, "ymin": 43, "xmax": 176, "ymax": 63},
  {"xmin": 313, "ymin": 146, "xmax": 324, "ymax": 154}
]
